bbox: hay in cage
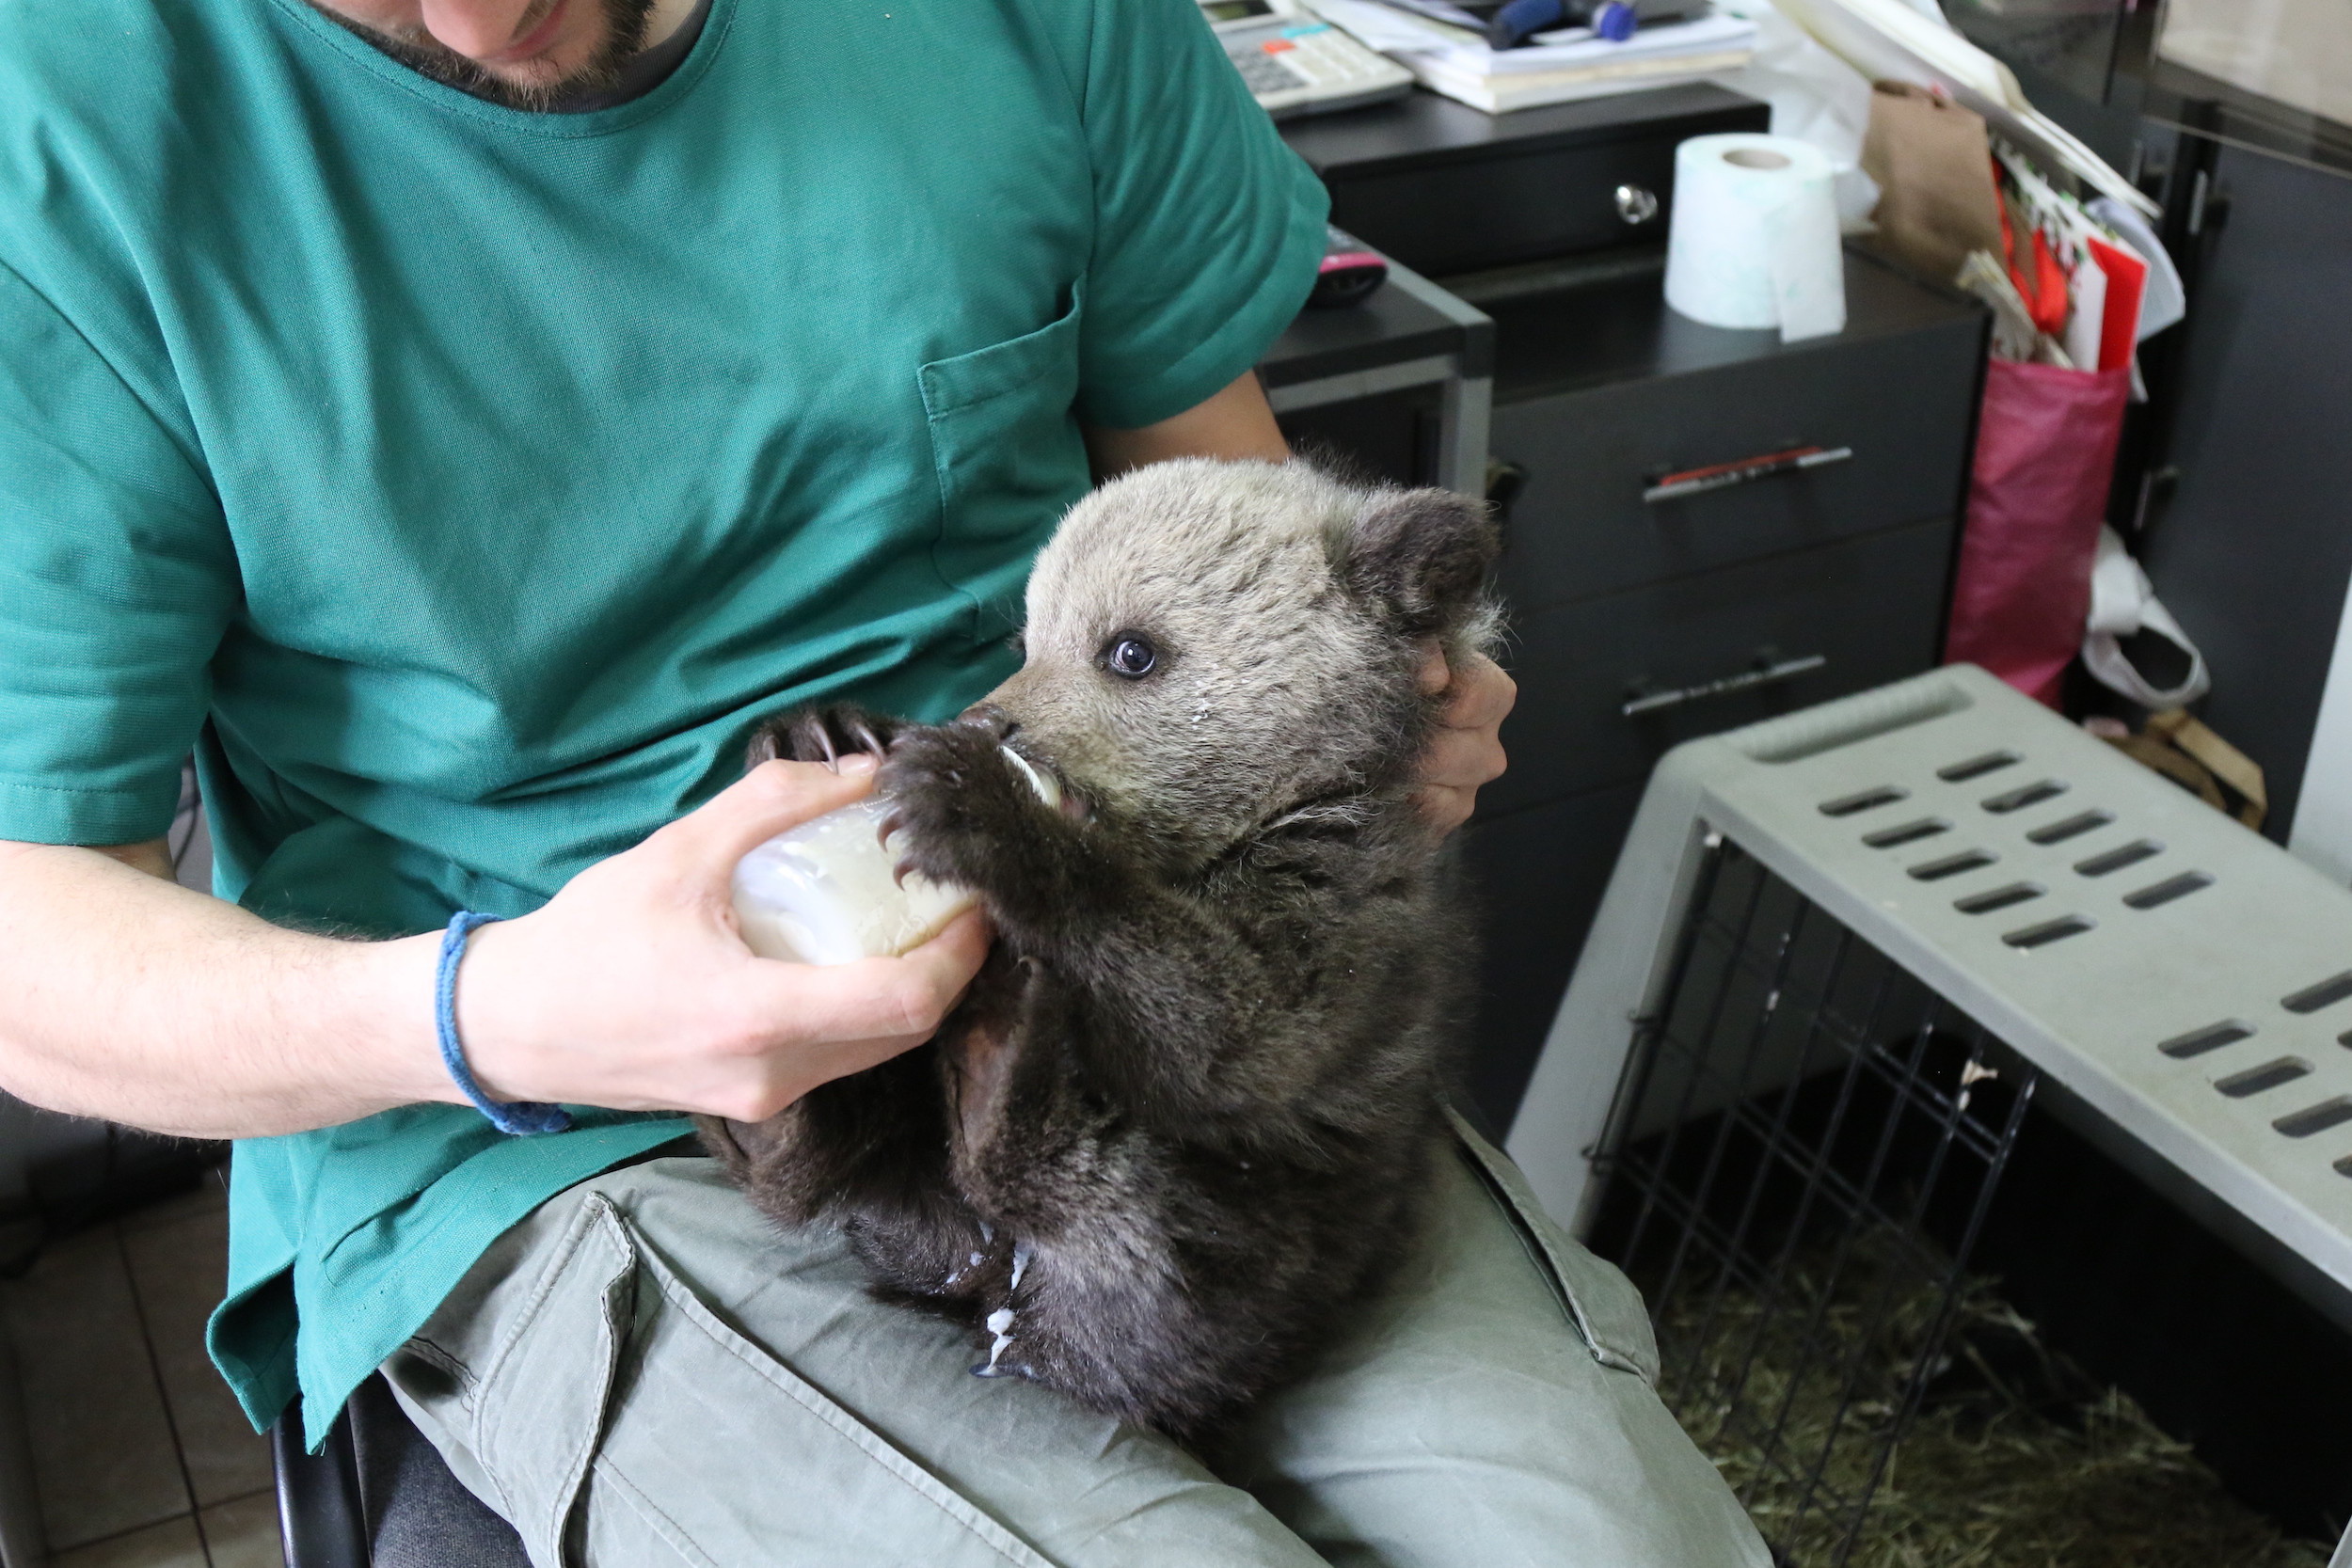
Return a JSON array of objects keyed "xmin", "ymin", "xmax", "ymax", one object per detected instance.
[{"xmin": 1654, "ymin": 1239, "xmax": 2335, "ymax": 1568}]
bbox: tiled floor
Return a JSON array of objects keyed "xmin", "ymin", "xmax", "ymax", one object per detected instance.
[{"xmin": 0, "ymin": 1169, "xmax": 283, "ymax": 1567}]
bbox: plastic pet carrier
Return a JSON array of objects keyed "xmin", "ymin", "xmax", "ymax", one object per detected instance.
[{"xmin": 1504, "ymin": 663, "xmax": 2352, "ymax": 1564}]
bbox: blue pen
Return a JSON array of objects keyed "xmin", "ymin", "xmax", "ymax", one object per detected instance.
[{"xmin": 1483, "ymin": 0, "xmax": 1638, "ymax": 48}]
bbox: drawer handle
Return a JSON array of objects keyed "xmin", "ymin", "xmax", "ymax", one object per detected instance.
[
  {"xmin": 1622, "ymin": 654, "xmax": 1828, "ymax": 718},
  {"xmin": 1642, "ymin": 445, "xmax": 1853, "ymax": 504}
]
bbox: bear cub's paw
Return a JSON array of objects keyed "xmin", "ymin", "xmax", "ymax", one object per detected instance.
[{"xmin": 876, "ymin": 724, "xmax": 1073, "ymax": 917}]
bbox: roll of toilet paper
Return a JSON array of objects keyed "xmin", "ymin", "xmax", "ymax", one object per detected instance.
[{"xmin": 1663, "ymin": 134, "xmax": 1847, "ymax": 343}]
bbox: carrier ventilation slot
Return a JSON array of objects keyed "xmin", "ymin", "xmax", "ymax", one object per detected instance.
[
  {"xmin": 2215, "ymin": 1057, "xmax": 2313, "ymax": 1098},
  {"xmin": 2123, "ymin": 871, "xmax": 2215, "ymax": 911},
  {"xmin": 2026, "ymin": 810, "xmax": 2114, "ymax": 846},
  {"xmin": 2274, "ymin": 1098, "xmax": 2352, "ymax": 1139},
  {"xmin": 1937, "ymin": 751, "xmax": 2021, "ymax": 783},
  {"xmin": 2076, "ymin": 840, "xmax": 2163, "ymax": 878},
  {"xmin": 2160, "ymin": 1021, "xmax": 2254, "ymax": 1059},
  {"xmin": 1983, "ymin": 779, "xmax": 2069, "ymax": 814},
  {"xmin": 1820, "ymin": 786, "xmax": 1907, "ymax": 817},
  {"xmin": 1955, "ymin": 882, "xmax": 2043, "ymax": 915},
  {"xmin": 1909, "ymin": 850, "xmax": 1996, "ymax": 882},
  {"xmin": 2002, "ymin": 914, "xmax": 2093, "ymax": 949},
  {"xmin": 2282, "ymin": 972, "xmax": 2352, "ymax": 1015},
  {"xmin": 1863, "ymin": 818, "xmax": 1950, "ymax": 849}
]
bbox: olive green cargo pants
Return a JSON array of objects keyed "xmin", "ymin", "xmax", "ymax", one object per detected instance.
[{"xmin": 384, "ymin": 1116, "xmax": 1769, "ymax": 1567}]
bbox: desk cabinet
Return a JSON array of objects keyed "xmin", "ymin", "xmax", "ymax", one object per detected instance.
[
  {"xmin": 1278, "ymin": 94, "xmax": 1986, "ymax": 1131},
  {"xmin": 1489, "ymin": 328, "xmax": 1981, "ymax": 607},
  {"xmin": 1459, "ymin": 250, "xmax": 1987, "ymax": 1128},
  {"xmin": 1482, "ymin": 517, "xmax": 1956, "ymax": 814},
  {"xmin": 1279, "ymin": 85, "xmax": 1766, "ymax": 277}
]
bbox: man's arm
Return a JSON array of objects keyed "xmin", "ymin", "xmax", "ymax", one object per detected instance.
[
  {"xmin": 0, "ymin": 757, "xmax": 987, "ymax": 1140},
  {"xmin": 1081, "ymin": 369, "xmax": 1291, "ymax": 480},
  {"xmin": 1083, "ymin": 371, "xmax": 1517, "ymax": 836}
]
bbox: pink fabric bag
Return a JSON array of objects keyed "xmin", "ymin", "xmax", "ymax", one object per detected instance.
[{"xmin": 1944, "ymin": 356, "xmax": 2133, "ymax": 705}]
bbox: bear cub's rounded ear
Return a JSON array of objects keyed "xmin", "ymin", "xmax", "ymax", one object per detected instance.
[{"xmin": 1337, "ymin": 487, "xmax": 1500, "ymax": 640}]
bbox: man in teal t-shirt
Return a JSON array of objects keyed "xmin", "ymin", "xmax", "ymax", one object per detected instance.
[{"xmin": 0, "ymin": 0, "xmax": 1771, "ymax": 1560}]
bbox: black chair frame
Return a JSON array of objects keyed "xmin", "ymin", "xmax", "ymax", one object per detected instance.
[{"xmin": 273, "ymin": 1377, "xmax": 532, "ymax": 1568}]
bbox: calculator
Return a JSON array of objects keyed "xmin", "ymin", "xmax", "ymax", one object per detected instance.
[{"xmin": 1199, "ymin": 0, "xmax": 1414, "ymax": 119}]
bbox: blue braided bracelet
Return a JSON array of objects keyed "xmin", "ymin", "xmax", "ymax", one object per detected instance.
[{"xmin": 436, "ymin": 911, "xmax": 571, "ymax": 1136}]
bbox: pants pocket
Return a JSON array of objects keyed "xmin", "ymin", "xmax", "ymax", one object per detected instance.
[
  {"xmin": 1445, "ymin": 1106, "xmax": 1663, "ymax": 1385},
  {"xmin": 376, "ymin": 1192, "xmax": 641, "ymax": 1565},
  {"xmin": 581, "ymin": 1212, "xmax": 1057, "ymax": 1568},
  {"xmin": 443, "ymin": 1193, "xmax": 642, "ymax": 1566}
]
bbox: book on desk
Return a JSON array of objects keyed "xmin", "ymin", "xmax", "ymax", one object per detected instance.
[{"xmin": 1304, "ymin": 0, "xmax": 1756, "ymax": 113}]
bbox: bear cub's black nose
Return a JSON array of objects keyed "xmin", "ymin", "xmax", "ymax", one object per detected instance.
[{"xmin": 959, "ymin": 704, "xmax": 1017, "ymax": 740}]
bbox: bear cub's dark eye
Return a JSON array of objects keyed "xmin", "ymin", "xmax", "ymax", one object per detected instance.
[{"xmin": 1104, "ymin": 635, "xmax": 1158, "ymax": 680}]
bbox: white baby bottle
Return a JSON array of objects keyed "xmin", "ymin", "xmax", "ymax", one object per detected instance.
[{"xmin": 730, "ymin": 748, "xmax": 1058, "ymax": 965}]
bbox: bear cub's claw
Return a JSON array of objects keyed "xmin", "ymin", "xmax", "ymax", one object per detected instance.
[
  {"xmin": 747, "ymin": 704, "xmax": 901, "ymax": 772},
  {"xmin": 877, "ymin": 724, "xmax": 1061, "ymax": 905}
]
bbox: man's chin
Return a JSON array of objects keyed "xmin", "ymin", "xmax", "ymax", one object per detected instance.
[{"xmin": 304, "ymin": 0, "xmax": 657, "ymax": 112}]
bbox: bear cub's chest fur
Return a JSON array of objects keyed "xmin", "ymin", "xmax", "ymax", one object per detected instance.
[{"xmin": 699, "ymin": 458, "xmax": 1500, "ymax": 1440}]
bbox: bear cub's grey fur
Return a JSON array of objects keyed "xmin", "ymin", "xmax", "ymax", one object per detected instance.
[{"xmin": 699, "ymin": 458, "xmax": 1501, "ymax": 1440}]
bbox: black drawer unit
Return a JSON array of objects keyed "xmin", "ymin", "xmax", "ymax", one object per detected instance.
[
  {"xmin": 1484, "ymin": 516, "xmax": 1956, "ymax": 816},
  {"xmin": 1465, "ymin": 251, "xmax": 1988, "ymax": 1131},
  {"xmin": 1485, "ymin": 267, "xmax": 1989, "ymax": 609},
  {"xmin": 1456, "ymin": 780, "xmax": 1647, "ymax": 1129},
  {"xmin": 1280, "ymin": 86, "xmax": 1766, "ymax": 277},
  {"xmin": 1279, "ymin": 93, "xmax": 1988, "ymax": 1132}
]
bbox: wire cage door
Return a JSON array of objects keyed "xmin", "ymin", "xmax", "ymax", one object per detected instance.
[{"xmin": 1583, "ymin": 832, "xmax": 2040, "ymax": 1565}]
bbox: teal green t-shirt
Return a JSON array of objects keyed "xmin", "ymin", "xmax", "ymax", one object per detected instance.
[{"xmin": 0, "ymin": 0, "xmax": 1326, "ymax": 1446}]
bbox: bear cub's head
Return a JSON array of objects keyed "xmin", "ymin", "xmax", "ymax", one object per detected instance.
[{"xmin": 969, "ymin": 457, "xmax": 1501, "ymax": 868}]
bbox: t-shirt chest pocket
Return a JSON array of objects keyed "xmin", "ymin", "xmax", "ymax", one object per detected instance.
[{"xmin": 917, "ymin": 291, "xmax": 1090, "ymax": 627}]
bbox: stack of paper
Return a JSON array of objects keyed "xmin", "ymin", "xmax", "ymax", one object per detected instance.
[
  {"xmin": 1770, "ymin": 0, "xmax": 2155, "ymax": 216},
  {"xmin": 1307, "ymin": 0, "xmax": 1758, "ymax": 113}
]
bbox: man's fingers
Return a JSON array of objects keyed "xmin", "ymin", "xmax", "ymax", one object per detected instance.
[
  {"xmin": 1422, "ymin": 645, "xmax": 1515, "ymax": 731},
  {"xmin": 1439, "ymin": 651, "xmax": 1516, "ymax": 729},
  {"xmin": 1422, "ymin": 721, "xmax": 1508, "ymax": 790},
  {"xmin": 885, "ymin": 908, "xmax": 994, "ymax": 1022},
  {"xmin": 726, "ymin": 907, "xmax": 992, "ymax": 1044},
  {"xmin": 1417, "ymin": 641, "xmax": 1452, "ymax": 696},
  {"xmin": 1413, "ymin": 668, "xmax": 1509, "ymax": 834},
  {"xmin": 1412, "ymin": 784, "xmax": 1476, "ymax": 837},
  {"xmin": 664, "ymin": 755, "xmax": 881, "ymax": 866},
  {"xmin": 902, "ymin": 905, "xmax": 995, "ymax": 976}
]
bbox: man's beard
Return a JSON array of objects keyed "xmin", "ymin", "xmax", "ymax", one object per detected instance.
[{"xmin": 311, "ymin": 0, "xmax": 660, "ymax": 111}]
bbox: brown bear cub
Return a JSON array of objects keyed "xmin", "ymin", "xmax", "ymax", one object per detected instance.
[{"xmin": 698, "ymin": 457, "xmax": 1501, "ymax": 1441}]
